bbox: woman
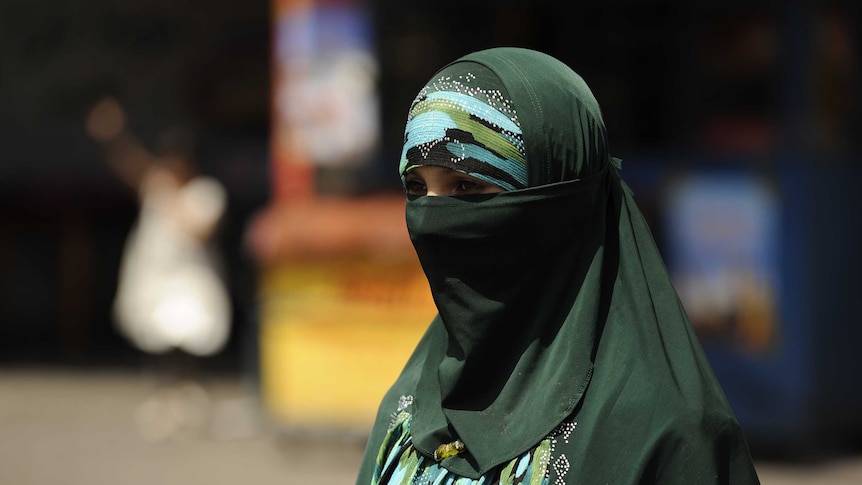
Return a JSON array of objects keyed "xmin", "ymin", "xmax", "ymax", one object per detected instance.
[
  {"xmin": 87, "ymin": 98, "xmax": 232, "ymax": 441},
  {"xmin": 357, "ymin": 48, "xmax": 759, "ymax": 484}
]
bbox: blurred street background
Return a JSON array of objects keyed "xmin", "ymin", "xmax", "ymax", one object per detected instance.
[
  {"xmin": 0, "ymin": 367, "xmax": 860, "ymax": 485},
  {"xmin": 1, "ymin": 0, "xmax": 861, "ymax": 483}
]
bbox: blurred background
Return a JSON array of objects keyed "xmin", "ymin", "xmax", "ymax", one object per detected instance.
[{"xmin": 1, "ymin": 0, "xmax": 861, "ymax": 483}]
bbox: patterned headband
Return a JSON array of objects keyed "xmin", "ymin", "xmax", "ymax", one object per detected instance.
[{"xmin": 399, "ymin": 68, "xmax": 527, "ymax": 191}]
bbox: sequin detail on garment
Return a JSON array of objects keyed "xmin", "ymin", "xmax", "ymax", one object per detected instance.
[
  {"xmin": 389, "ymin": 395, "xmax": 415, "ymax": 428},
  {"xmin": 544, "ymin": 422, "xmax": 577, "ymax": 485}
]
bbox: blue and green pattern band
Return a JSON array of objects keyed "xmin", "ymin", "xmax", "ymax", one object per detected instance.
[{"xmin": 399, "ymin": 66, "xmax": 527, "ymax": 191}]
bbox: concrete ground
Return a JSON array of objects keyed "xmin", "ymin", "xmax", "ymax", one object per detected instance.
[{"xmin": 1, "ymin": 368, "xmax": 861, "ymax": 485}]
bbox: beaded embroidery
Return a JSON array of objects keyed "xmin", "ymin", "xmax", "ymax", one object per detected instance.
[
  {"xmin": 389, "ymin": 395, "xmax": 414, "ymax": 428},
  {"xmin": 545, "ymin": 422, "xmax": 577, "ymax": 485}
]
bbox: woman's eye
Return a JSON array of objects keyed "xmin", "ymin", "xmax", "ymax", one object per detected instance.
[
  {"xmin": 456, "ymin": 180, "xmax": 483, "ymax": 193},
  {"xmin": 404, "ymin": 179, "xmax": 427, "ymax": 195}
]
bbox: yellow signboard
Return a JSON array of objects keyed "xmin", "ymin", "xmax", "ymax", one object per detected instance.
[{"xmin": 260, "ymin": 254, "xmax": 435, "ymax": 430}]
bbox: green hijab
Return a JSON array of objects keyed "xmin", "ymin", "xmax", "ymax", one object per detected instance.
[{"xmin": 358, "ymin": 48, "xmax": 758, "ymax": 483}]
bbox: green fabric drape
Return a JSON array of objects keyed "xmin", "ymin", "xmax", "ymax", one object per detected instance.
[{"xmin": 357, "ymin": 48, "xmax": 759, "ymax": 484}]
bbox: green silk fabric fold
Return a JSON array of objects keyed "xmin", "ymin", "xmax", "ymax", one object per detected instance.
[{"xmin": 357, "ymin": 48, "xmax": 758, "ymax": 483}]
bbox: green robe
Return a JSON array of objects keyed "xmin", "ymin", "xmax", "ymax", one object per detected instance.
[{"xmin": 357, "ymin": 48, "xmax": 759, "ymax": 484}]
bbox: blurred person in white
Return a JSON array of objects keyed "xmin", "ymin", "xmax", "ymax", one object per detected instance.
[{"xmin": 87, "ymin": 97, "xmax": 232, "ymax": 441}]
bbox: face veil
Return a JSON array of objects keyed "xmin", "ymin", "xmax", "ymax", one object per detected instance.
[{"xmin": 400, "ymin": 49, "xmax": 619, "ymax": 477}]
